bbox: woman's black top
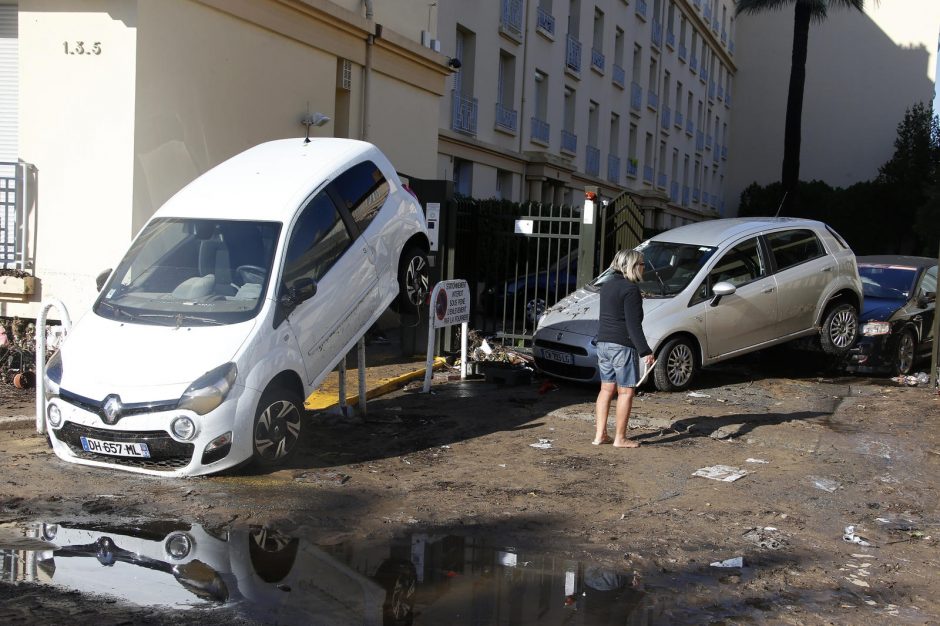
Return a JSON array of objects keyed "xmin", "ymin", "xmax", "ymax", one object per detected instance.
[{"xmin": 596, "ymin": 272, "xmax": 652, "ymax": 356}]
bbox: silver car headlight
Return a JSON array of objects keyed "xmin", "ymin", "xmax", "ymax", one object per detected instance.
[
  {"xmin": 862, "ymin": 321, "xmax": 890, "ymax": 336},
  {"xmin": 43, "ymin": 351, "xmax": 62, "ymax": 396},
  {"xmin": 178, "ymin": 362, "xmax": 237, "ymax": 415}
]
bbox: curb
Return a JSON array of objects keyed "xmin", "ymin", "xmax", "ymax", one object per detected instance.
[
  {"xmin": 304, "ymin": 357, "xmax": 448, "ymax": 411},
  {"xmin": 0, "ymin": 415, "xmax": 35, "ymax": 431}
]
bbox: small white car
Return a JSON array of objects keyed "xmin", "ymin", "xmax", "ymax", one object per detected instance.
[
  {"xmin": 534, "ymin": 218, "xmax": 863, "ymax": 390},
  {"xmin": 44, "ymin": 138, "xmax": 430, "ymax": 477}
]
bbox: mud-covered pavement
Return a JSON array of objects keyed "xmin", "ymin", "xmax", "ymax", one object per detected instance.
[{"xmin": 0, "ymin": 355, "xmax": 938, "ymax": 625}]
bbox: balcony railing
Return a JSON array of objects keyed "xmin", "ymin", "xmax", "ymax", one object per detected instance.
[
  {"xmin": 690, "ymin": 55, "xmax": 698, "ymax": 72},
  {"xmin": 682, "ymin": 185, "xmax": 690, "ymax": 206},
  {"xmin": 607, "ymin": 154, "xmax": 621, "ymax": 183},
  {"xmin": 692, "ymin": 187, "xmax": 700, "ymax": 202},
  {"xmin": 636, "ymin": 0, "xmax": 647, "ymax": 20},
  {"xmin": 612, "ymin": 63, "xmax": 625, "ymax": 88},
  {"xmin": 685, "ymin": 118, "xmax": 694, "ymax": 135},
  {"xmin": 630, "ymin": 82, "xmax": 643, "ymax": 111},
  {"xmin": 591, "ymin": 47, "xmax": 605, "ymax": 73},
  {"xmin": 661, "ymin": 106, "xmax": 671, "ymax": 130},
  {"xmin": 566, "ymin": 34, "xmax": 582, "ymax": 73},
  {"xmin": 586, "ymin": 145, "xmax": 600, "ymax": 176},
  {"xmin": 670, "ymin": 181, "xmax": 679, "ymax": 202},
  {"xmin": 666, "ymin": 31, "xmax": 675, "ymax": 49},
  {"xmin": 721, "ymin": 145, "xmax": 728, "ymax": 160},
  {"xmin": 705, "ymin": 133, "xmax": 713, "ymax": 149},
  {"xmin": 451, "ymin": 90, "xmax": 478, "ymax": 135},
  {"xmin": 530, "ymin": 116, "xmax": 550, "ymax": 144},
  {"xmin": 500, "ymin": 0, "xmax": 523, "ymax": 39},
  {"xmin": 643, "ymin": 165, "xmax": 654, "ymax": 183},
  {"xmin": 495, "ymin": 103, "xmax": 518, "ymax": 133},
  {"xmin": 647, "ymin": 90, "xmax": 658, "ymax": 110},
  {"xmin": 651, "ymin": 20, "xmax": 662, "ymax": 48},
  {"xmin": 536, "ymin": 6, "xmax": 556, "ymax": 37},
  {"xmin": 695, "ymin": 130, "xmax": 704, "ymax": 151},
  {"xmin": 626, "ymin": 159, "xmax": 639, "ymax": 178},
  {"xmin": 561, "ymin": 129, "xmax": 578, "ymax": 154},
  {"xmin": 657, "ymin": 172, "xmax": 667, "ymax": 188},
  {"xmin": 678, "ymin": 43, "xmax": 687, "ymax": 62},
  {"xmin": 675, "ymin": 110, "xmax": 684, "ymax": 129}
]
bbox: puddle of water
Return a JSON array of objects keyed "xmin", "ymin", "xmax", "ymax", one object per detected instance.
[{"xmin": 0, "ymin": 520, "xmax": 655, "ymax": 625}]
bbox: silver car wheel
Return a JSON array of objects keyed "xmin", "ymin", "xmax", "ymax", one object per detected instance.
[
  {"xmin": 254, "ymin": 398, "xmax": 301, "ymax": 462},
  {"xmin": 667, "ymin": 343, "xmax": 694, "ymax": 387},
  {"xmin": 896, "ymin": 331, "xmax": 915, "ymax": 375},
  {"xmin": 828, "ymin": 308, "xmax": 858, "ymax": 349}
]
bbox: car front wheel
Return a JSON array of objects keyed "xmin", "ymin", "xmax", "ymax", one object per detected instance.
[
  {"xmin": 894, "ymin": 329, "xmax": 916, "ymax": 376},
  {"xmin": 819, "ymin": 303, "xmax": 859, "ymax": 355},
  {"xmin": 653, "ymin": 337, "xmax": 698, "ymax": 392},
  {"xmin": 252, "ymin": 385, "xmax": 303, "ymax": 467}
]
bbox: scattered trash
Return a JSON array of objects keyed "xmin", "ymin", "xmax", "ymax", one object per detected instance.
[
  {"xmin": 843, "ymin": 525, "xmax": 874, "ymax": 547},
  {"xmin": 479, "ymin": 339, "xmax": 494, "ymax": 355},
  {"xmin": 693, "ymin": 465, "xmax": 748, "ymax": 482},
  {"xmin": 710, "ymin": 556, "xmax": 744, "ymax": 568},
  {"xmin": 687, "ymin": 391, "xmax": 711, "ymax": 398},
  {"xmin": 810, "ymin": 476, "xmax": 840, "ymax": 493},
  {"xmin": 875, "ymin": 514, "xmax": 920, "ymax": 531},
  {"xmin": 743, "ymin": 527, "xmax": 784, "ymax": 550},
  {"xmin": 890, "ymin": 372, "xmax": 930, "ymax": 386},
  {"xmin": 745, "ymin": 458, "xmax": 769, "ymax": 464},
  {"xmin": 529, "ymin": 438, "xmax": 553, "ymax": 449}
]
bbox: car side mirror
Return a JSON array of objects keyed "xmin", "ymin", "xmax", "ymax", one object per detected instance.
[
  {"xmin": 95, "ymin": 268, "xmax": 113, "ymax": 292},
  {"xmin": 279, "ymin": 277, "xmax": 318, "ymax": 309},
  {"xmin": 920, "ymin": 291, "xmax": 936, "ymax": 307},
  {"xmin": 710, "ymin": 281, "xmax": 736, "ymax": 307}
]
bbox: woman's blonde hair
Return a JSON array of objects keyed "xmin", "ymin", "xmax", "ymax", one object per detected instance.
[{"xmin": 610, "ymin": 249, "xmax": 645, "ymax": 282}]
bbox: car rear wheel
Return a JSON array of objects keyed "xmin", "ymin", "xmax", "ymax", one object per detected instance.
[
  {"xmin": 252, "ymin": 385, "xmax": 303, "ymax": 467},
  {"xmin": 894, "ymin": 329, "xmax": 916, "ymax": 376},
  {"xmin": 397, "ymin": 246, "xmax": 429, "ymax": 314},
  {"xmin": 653, "ymin": 337, "xmax": 697, "ymax": 392},
  {"xmin": 819, "ymin": 303, "xmax": 859, "ymax": 355}
]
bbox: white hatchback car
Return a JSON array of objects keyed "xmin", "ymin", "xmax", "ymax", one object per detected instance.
[
  {"xmin": 534, "ymin": 218, "xmax": 863, "ymax": 390},
  {"xmin": 44, "ymin": 138, "xmax": 430, "ymax": 476}
]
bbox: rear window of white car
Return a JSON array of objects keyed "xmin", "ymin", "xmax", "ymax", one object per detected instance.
[
  {"xmin": 765, "ymin": 229, "xmax": 824, "ymax": 271},
  {"xmin": 329, "ymin": 161, "xmax": 390, "ymax": 236}
]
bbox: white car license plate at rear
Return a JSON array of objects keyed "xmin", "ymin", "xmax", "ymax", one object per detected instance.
[
  {"xmin": 541, "ymin": 349, "xmax": 573, "ymax": 365},
  {"xmin": 80, "ymin": 436, "xmax": 151, "ymax": 458}
]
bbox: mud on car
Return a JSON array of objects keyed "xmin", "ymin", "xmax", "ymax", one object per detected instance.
[{"xmin": 43, "ymin": 138, "xmax": 430, "ymax": 477}]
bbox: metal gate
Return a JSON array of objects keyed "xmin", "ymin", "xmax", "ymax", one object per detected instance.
[
  {"xmin": 0, "ymin": 161, "xmax": 31, "ymax": 270},
  {"xmin": 598, "ymin": 188, "xmax": 645, "ymax": 270}
]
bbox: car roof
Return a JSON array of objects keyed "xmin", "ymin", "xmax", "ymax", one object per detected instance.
[
  {"xmin": 856, "ymin": 255, "xmax": 937, "ymax": 269},
  {"xmin": 648, "ymin": 217, "xmax": 828, "ymax": 247},
  {"xmin": 154, "ymin": 138, "xmax": 391, "ymax": 223}
]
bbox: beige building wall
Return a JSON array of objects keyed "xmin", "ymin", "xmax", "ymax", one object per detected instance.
[
  {"xmin": 727, "ymin": 2, "xmax": 940, "ymax": 213},
  {"xmin": 11, "ymin": 0, "xmax": 449, "ymax": 320}
]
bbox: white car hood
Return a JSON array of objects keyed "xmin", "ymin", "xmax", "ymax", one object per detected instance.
[
  {"xmin": 537, "ymin": 288, "xmax": 669, "ymax": 336},
  {"xmin": 57, "ymin": 312, "xmax": 256, "ymax": 399}
]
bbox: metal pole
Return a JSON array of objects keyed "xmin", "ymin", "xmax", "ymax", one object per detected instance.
[
  {"xmin": 930, "ymin": 238, "xmax": 940, "ymax": 390},
  {"xmin": 337, "ymin": 354, "xmax": 347, "ymax": 417},
  {"xmin": 35, "ymin": 299, "xmax": 73, "ymax": 434},
  {"xmin": 357, "ymin": 336, "xmax": 367, "ymax": 416}
]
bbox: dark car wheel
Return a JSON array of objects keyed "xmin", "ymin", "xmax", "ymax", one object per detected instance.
[
  {"xmin": 894, "ymin": 329, "xmax": 916, "ymax": 376},
  {"xmin": 252, "ymin": 385, "xmax": 303, "ymax": 467},
  {"xmin": 375, "ymin": 559, "xmax": 417, "ymax": 626},
  {"xmin": 653, "ymin": 337, "xmax": 697, "ymax": 392},
  {"xmin": 820, "ymin": 303, "xmax": 859, "ymax": 355},
  {"xmin": 397, "ymin": 246, "xmax": 429, "ymax": 314}
]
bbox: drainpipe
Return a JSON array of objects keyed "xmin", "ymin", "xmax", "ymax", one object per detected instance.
[
  {"xmin": 517, "ymin": 0, "xmax": 531, "ymax": 202},
  {"xmin": 361, "ymin": 0, "xmax": 375, "ymax": 142}
]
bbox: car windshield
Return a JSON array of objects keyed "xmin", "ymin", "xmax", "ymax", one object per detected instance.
[
  {"xmin": 589, "ymin": 240, "xmax": 718, "ymax": 297},
  {"xmin": 858, "ymin": 265, "xmax": 917, "ymax": 300},
  {"xmin": 95, "ymin": 218, "xmax": 281, "ymax": 326}
]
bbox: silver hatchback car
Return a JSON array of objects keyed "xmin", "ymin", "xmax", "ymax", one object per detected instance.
[{"xmin": 533, "ymin": 218, "xmax": 863, "ymax": 391}]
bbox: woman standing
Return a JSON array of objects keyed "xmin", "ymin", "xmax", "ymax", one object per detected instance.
[{"xmin": 593, "ymin": 249, "xmax": 654, "ymax": 448}]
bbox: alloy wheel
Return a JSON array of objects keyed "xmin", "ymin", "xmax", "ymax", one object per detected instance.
[
  {"xmin": 254, "ymin": 399, "xmax": 301, "ymax": 461},
  {"xmin": 897, "ymin": 331, "xmax": 915, "ymax": 375},
  {"xmin": 404, "ymin": 255, "xmax": 429, "ymax": 306},
  {"xmin": 667, "ymin": 343, "xmax": 694, "ymax": 387},
  {"xmin": 828, "ymin": 308, "xmax": 858, "ymax": 349}
]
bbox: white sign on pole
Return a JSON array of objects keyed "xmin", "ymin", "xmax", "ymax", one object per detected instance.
[
  {"xmin": 514, "ymin": 219, "xmax": 534, "ymax": 235},
  {"xmin": 583, "ymin": 199, "xmax": 595, "ymax": 225},
  {"xmin": 423, "ymin": 279, "xmax": 470, "ymax": 392}
]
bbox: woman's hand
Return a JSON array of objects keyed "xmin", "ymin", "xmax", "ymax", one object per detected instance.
[{"xmin": 643, "ymin": 354, "xmax": 655, "ymax": 367}]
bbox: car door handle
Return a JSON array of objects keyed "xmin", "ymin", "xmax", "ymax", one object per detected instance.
[
  {"xmin": 762, "ymin": 287, "xmax": 775, "ymax": 294},
  {"xmin": 821, "ymin": 266, "xmax": 833, "ymax": 272}
]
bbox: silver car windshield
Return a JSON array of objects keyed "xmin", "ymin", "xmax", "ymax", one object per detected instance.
[
  {"xmin": 589, "ymin": 240, "xmax": 718, "ymax": 297},
  {"xmin": 95, "ymin": 218, "xmax": 281, "ymax": 326}
]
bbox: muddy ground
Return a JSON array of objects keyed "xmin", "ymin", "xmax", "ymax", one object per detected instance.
[{"xmin": 0, "ymin": 353, "xmax": 938, "ymax": 624}]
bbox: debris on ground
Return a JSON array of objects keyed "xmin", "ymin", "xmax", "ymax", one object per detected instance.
[
  {"xmin": 891, "ymin": 372, "xmax": 930, "ymax": 387},
  {"xmin": 745, "ymin": 458, "xmax": 769, "ymax": 464},
  {"xmin": 529, "ymin": 438, "xmax": 553, "ymax": 449},
  {"xmin": 810, "ymin": 476, "xmax": 840, "ymax": 493},
  {"xmin": 687, "ymin": 391, "xmax": 711, "ymax": 398},
  {"xmin": 692, "ymin": 465, "xmax": 748, "ymax": 482},
  {"xmin": 843, "ymin": 525, "xmax": 875, "ymax": 547},
  {"xmin": 710, "ymin": 556, "xmax": 745, "ymax": 568},
  {"xmin": 743, "ymin": 526, "xmax": 785, "ymax": 550},
  {"xmin": 294, "ymin": 471, "xmax": 350, "ymax": 485}
]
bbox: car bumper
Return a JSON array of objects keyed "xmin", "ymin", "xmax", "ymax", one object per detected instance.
[
  {"xmin": 532, "ymin": 332, "xmax": 599, "ymax": 383},
  {"xmin": 45, "ymin": 385, "xmax": 261, "ymax": 477},
  {"xmin": 844, "ymin": 335, "xmax": 895, "ymax": 373}
]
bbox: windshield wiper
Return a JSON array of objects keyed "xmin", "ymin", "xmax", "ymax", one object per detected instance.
[
  {"xmin": 97, "ymin": 300, "xmax": 145, "ymax": 322},
  {"xmin": 137, "ymin": 313, "xmax": 225, "ymax": 327},
  {"xmin": 646, "ymin": 261, "xmax": 667, "ymax": 296}
]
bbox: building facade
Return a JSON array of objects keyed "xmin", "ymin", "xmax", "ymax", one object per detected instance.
[{"xmin": 432, "ymin": 0, "xmax": 737, "ymax": 232}]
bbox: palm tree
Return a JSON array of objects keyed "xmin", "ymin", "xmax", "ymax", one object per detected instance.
[{"xmin": 736, "ymin": 0, "xmax": 865, "ymax": 214}]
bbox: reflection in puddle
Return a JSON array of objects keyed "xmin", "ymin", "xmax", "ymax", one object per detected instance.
[{"xmin": 0, "ymin": 520, "xmax": 656, "ymax": 624}]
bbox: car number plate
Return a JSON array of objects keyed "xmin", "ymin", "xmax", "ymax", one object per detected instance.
[
  {"xmin": 80, "ymin": 436, "xmax": 151, "ymax": 458},
  {"xmin": 541, "ymin": 348, "xmax": 573, "ymax": 365}
]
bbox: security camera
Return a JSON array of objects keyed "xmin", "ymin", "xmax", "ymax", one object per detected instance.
[{"xmin": 447, "ymin": 57, "xmax": 462, "ymax": 69}]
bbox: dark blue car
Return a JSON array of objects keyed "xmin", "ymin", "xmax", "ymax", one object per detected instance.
[{"xmin": 846, "ymin": 255, "xmax": 937, "ymax": 375}]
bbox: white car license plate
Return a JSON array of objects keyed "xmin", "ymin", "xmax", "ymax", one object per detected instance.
[
  {"xmin": 541, "ymin": 348, "xmax": 573, "ymax": 365},
  {"xmin": 80, "ymin": 436, "xmax": 151, "ymax": 458}
]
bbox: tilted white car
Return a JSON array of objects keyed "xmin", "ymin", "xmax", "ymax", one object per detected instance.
[
  {"xmin": 534, "ymin": 218, "xmax": 863, "ymax": 390},
  {"xmin": 44, "ymin": 138, "xmax": 430, "ymax": 476}
]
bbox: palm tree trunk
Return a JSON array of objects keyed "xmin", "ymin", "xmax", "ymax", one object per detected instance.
[{"xmin": 781, "ymin": 2, "xmax": 812, "ymax": 215}]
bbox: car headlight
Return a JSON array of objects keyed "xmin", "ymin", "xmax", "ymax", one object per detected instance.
[
  {"xmin": 862, "ymin": 321, "xmax": 890, "ymax": 336},
  {"xmin": 44, "ymin": 351, "xmax": 62, "ymax": 396},
  {"xmin": 178, "ymin": 363, "xmax": 237, "ymax": 415},
  {"xmin": 165, "ymin": 532, "xmax": 194, "ymax": 559}
]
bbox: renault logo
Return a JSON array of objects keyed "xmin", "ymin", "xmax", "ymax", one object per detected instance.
[
  {"xmin": 556, "ymin": 332, "xmax": 564, "ymax": 341},
  {"xmin": 102, "ymin": 395, "xmax": 123, "ymax": 425}
]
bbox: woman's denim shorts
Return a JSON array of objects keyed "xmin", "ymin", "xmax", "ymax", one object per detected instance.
[{"xmin": 596, "ymin": 341, "xmax": 639, "ymax": 388}]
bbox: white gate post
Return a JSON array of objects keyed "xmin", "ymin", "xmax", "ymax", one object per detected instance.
[{"xmin": 36, "ymin": 299, "xmax": 72, "ymax": 434}]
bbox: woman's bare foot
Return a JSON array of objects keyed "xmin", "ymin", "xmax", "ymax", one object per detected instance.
[
  {"xmin": 613, "ymin": 439, "xmax": 640, "ymax": 448},
  {"xmin": 592, "ymin": 434, "xmax": 614, "ymax": 445}
]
